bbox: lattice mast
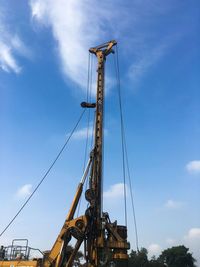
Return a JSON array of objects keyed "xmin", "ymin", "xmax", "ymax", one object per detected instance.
[
  {"xmin": 89, "ymin": 41, "xmax": 116, "ymax": 224},
  {"xmin": 85, "ymin": 40, "xmax": 130, "ymax": 266},
  {"xmin": 88, "ymin": 41, "xmax": 117, "ymax": 265}
]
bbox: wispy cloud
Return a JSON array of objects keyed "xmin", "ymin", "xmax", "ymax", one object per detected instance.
[
  {"xmin": 184, "ymin": 228, "xmax": 200, "ymax": 265},
  {"xmin": 70, "ymin": 126, "xmax": 93, "ymax": 140},
  {"xmin": 66, "ymin": 126, "xmax": 107, "ymax": 140},
  {"xmin": 30, "ymin": 0, "xmax": 113, "ymax": 91},
  {"xmin": 29, "ymin": 0, "xmax": 182, "ymax": 90},
  {"xmin": 184, "ymin": 228, "xmax": 200, "ymax": 242},
  {"xmin": 0, "ymin": 10, "xmax": 31, "ymax": 73},
  {"xmin": 128, "ymin": 32, "xmax": 182, "ymax": 84},
  {"xmin": 16, "ymin": 184, "xmax": 32, "ymax": 199},
  {"xmin": 104, "ymin": 183, "xmax": 128, "ymax": 200},
  {"xmin": 11, "ymin": 35, "xmax": 32, "ymax": 59},
  {"xmin": 0, "ymin": 41, "xmax": 21, "ymax": 73},
  {"xmin": 186, "ymin": 160, "xmax": 200, "ymax": 174},
  {"xmin": 165, "ymin": 199, "xmax": 184, "ymax": 209},
  {"xmin": 128, "ymin": 42, "xmax": 167, "ymax": 83}
]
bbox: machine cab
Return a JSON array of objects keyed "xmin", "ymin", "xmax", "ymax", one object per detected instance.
[{"xmin": 0, "ymin": 239, "xmax": 43, "ymax": 267}]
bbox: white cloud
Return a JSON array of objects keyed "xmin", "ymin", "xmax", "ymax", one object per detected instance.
[
  {"xmin": 0, "ymin": 41, "xmax": 21, "ymax": 73},
  {"xmin": 0, "ymin": 11, "xmax": 31, "ymax": 73},
  {"xmin": 16, "ymin": 184, "xmax": 32, "ymax": 199},
  {"xmin": 31, "ymin": 0, "xmax": 47, "ymax": 20},
  {"xmin": 186, "ymin": 161, "xmax": 200, "ymax": 174},
  {"xmin": 71, "ymin": 127, "xmax": 93, "ymax": 140},
  {"xmin": 67, "ymin": 126, "xmax": 107, "ymax": 140},
  {"xmin": 184, "ymin": 228, "xmax": 200, "ymax": 265},
  {"xmin": 104, "ymin": 183, "xmax": 128, "ymax": 199},
  {"xmin": 148, "ymin": 243, "xmax": 162, "ymax": 257},
  {"xmin": 128, "ymin": 32, "xmax": 182, "ymax": 84},
  {"xmin": 11, "ymin": 35, "xmax": 32, "ymax": 59},
  {"xmin": 128, "ymin": 42, "xmax": 167, "ymax": 83},
  {"xmin": 29, "ymin": 0, "xmax": 183, "ymax": 90},
  {"xmin": 165, "ymin": 200, "xmax": 184, "ymax": 209},
  {"xmin": 30, "ymin": 0, "xmax": 114, "ymax": 92},
  {"xmin": 184, "ymin": 228, "xmax": 200, "ymax": 242},
  {"xmin": 146, "ymin": 229, "xmax": 200, "ymax": 264}
]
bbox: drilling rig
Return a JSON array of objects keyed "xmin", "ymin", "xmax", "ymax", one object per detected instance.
[{"xmin": 0, "ymin": 40, "xmax": 130, "ymax": 267}]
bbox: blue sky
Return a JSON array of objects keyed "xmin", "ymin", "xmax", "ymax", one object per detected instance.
[{"xmin": 0, "ymin": 0, "xmax": 200, "ymax": 264}]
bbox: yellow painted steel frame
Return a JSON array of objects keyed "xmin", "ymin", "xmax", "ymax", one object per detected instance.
[
  {"xmin": 43, "ymin": 189, "xmax": 88, "ymax": 267},
  {"xmin": 87, "ymin": 41, "xmax": 130, "ymax": 267},
  {"xmin": 0, "ymin": 260, "xmax": 41, "ymax": 267},
  {"xmin": 43, "ymin": 158, "xmax": 92, "ymax": 267}
]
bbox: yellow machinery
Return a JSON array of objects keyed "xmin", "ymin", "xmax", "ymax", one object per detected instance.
[{"xmin": 0, "ymin": 41, "xmax": 130, "ymax": 267}]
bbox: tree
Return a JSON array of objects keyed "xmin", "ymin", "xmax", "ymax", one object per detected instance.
[
  {"xmin": 148, "ymin": 256, "xmax": 163, "ymax": 267},
  {"xmin": 65, "ymin": 245, "xmax": 83, "ymax": 267},
  {"xmin": 65, "ymin": 244, "xmax": 197, "ymax": 267},
  {"xmin": 158, "ymin": 245, "xmax": 196, "ymax": 267},
  {"xmin": 128, "ymin": 247, "xmax": 149, "ymax": 267}
]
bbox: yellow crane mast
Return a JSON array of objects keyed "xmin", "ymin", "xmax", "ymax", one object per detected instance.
[{"xmin": 0, "ymin": 40, "xmax": 130, "ymax": 267}]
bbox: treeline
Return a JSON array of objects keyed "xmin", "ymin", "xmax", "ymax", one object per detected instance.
[
  {"xmin": 69, "ymin": 244, "xmax": 196, "ymax": 266},
  {"xmin": 116, "ymin": 245, "xmax": 196, "ymax": 267}
]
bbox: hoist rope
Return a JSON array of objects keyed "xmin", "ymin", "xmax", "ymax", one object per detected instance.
[
  {"xmin": 124, "ymin": 137, "xmax": 139, "ymax": 251},
  {"xmin": 116, "ymin": 46, "xmax": 128, "ymax": 226},
  {"xmin": 114, "ymin": 45, "xmax": 127, "ymax": 227},
  {"xmin": 0, "ymin": 109, "xmax": 86, "ymax": 238},
  {"xmin": 114, "ymin": 45, "xmax": 139, "ymax": 250},
  {"xmin": 85, "ymin": 54, "xmax": 95, "ymax": 196},
  {"xmin": 86, "ymin": 52, "xmax": 91, "ymax": 102},
  {"xmin": 83, "ymin": 53, "xmax": 93, "ymax": 171},
  {"xmin": 90, "ymin": 110, "xmax": 95, "ymax": 150},
  {"xmin": 83, "ymin": 52, "xmax": 91, "ymax": 173},
  {"xmin": 77, "ymin": 52, "xmax": 93, "ymax": 217}
]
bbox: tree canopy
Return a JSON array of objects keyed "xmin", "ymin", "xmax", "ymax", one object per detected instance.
[
  {"xmin": 158, "ymin": 245, "xmax": 196, "ymax": 267},
  {"xmin": 68, "ymin": 244, "xmax": 196, "ymax": 267},
  {"xmin": 127, "ymin": 245, "xmax": 196, "ymax": 267}
]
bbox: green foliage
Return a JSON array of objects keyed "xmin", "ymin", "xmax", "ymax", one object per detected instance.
[
  {"xmin": 127, "ymin": 245, "xmax": 196, "ymax": 267},
  {"xmin": 128, "ymin": 247, "xmax": 149, "ymax": 267},
  {"xmin": 158, "ymin": 245, "xmax": 196, "ymax": 267},
  {"xmin": 148, "ymin": 258, "xmax": 163, "ymax": 267},
  {"xmin": 66, "ymin": 245, "xmax": 83, "ymax": 267},
  {"xmin": 68, "ymin": 244, "xmax": 196, "ymax": 267}
]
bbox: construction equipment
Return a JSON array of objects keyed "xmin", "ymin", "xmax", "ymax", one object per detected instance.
[{"xmin": 0, "ymin": 40, "xmax": 130, "ymax": 267}]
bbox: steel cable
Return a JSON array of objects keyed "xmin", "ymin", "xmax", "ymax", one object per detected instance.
[
  {"xmin": 124, "ymin": 136, "xmax": 139, "ymax": 251},
  {"xmin": 77, "ymin": 52, "xmax": 94, "ymax": 217},
  {"xmin": 83, "ymin": 52, "xmax": 91, "ymax": 173},
  {"xmin": 0, "ymin": 109, "xmax": 86, "ymax": 238},
  {"xmin": 114, "ymin": 45, "xmax": 139, "ymax": 250},
  {"xmin": 114, "ymin": 45, "xmax": 128, "ymax": 227}
]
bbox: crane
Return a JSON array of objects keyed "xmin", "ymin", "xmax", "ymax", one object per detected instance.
[{"xmin": 0, "ymin": 40, "xmax": 130, "ymax": 267}]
